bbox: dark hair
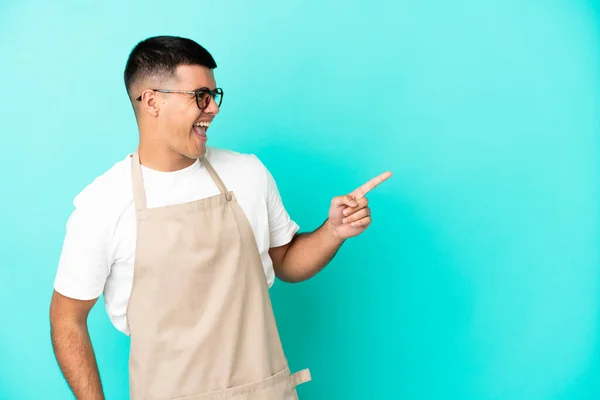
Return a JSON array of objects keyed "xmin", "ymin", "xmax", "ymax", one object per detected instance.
[{"xmin": 124, "ymin": 36, "xmax": 217, "ymax": 98}]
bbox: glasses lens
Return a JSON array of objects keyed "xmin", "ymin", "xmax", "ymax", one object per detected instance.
[
  {"xmin": 196, "ymin": 89, "xmax": 223, "ymax": 109},
  {"xmin": 196, "ymin": 91, "xmax": 209, "ymax": 109},
  {"xmin": 213, "ymin": 90, "xmax": 223, "ymax": 107}
]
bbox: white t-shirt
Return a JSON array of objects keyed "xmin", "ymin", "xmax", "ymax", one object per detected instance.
[{"xmin": 53, "ymin": 147, "xmax": 299, "ymax": 335}]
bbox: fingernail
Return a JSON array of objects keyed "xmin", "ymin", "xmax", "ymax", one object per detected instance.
[
  {"xmin": 343, "ymin": 209, "xmax": 349, "ymax": 216},
  {"xmin": 351, "ymin": 222, "xmax": 357, "ymax": 227},
  {"xmin": 342, "ymin": 218, "xmax": 347, "ymax": 224}
]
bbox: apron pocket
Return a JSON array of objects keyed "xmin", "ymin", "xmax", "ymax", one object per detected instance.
[{"xmin": 173, "ymin": 366, "xmax": 311, "ymax": 400}]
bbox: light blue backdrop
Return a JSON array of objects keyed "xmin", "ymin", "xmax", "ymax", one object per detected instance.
[{"xmin": 0, "ymin": 0, "xmax": 599, "ymax": 399}]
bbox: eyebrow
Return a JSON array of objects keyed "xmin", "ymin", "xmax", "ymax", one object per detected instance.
[{"xmin": 193, "ymin": 86, "xmax": 214, "ymax": 92}]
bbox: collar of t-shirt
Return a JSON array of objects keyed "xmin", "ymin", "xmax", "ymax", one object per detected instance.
[{"xmin": 138, "ymin": 148, "xmax": 209, "ymax": 189}]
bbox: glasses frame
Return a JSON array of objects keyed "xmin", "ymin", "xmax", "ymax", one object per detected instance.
[{"xmin": 135, "ymin": 87, "xmax": 223, "ymax": 109}]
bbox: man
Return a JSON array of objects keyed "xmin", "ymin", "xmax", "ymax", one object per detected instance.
[{"xmin": 49, "ymin": 35, "xmax": 391, "ymax": 400}]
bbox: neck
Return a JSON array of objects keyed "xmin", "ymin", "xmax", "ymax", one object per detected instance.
[{"xmin": 137, "ymin": 141, "xmax": 196, "ymax": 172}]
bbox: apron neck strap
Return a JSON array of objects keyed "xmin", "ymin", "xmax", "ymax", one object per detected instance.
[
  {"xmin": 201, "ymin": 156, "xmax": 228, "ymax": 195},
  {"xmin": 131, "ymin": 152, "xmax": 147, "ymax": 211},
  {"xmin": 130, "ymin": 152, "xmax": 229, "ymax": 212}
]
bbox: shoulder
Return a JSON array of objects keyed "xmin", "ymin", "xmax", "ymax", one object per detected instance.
[
  {"xmin": 205, "ymin": 147, "xmax": 266, "ymax": 170},
  {"xmin": 205, "ymin": 147, "xmax": 269, "ymax": 181},
  {"xmin": 204, "ymin": 147, "xmax": 274, "ymax": 201},
  {"xmin": 70, "ymin": 155, "xmax": 133, "ymax": 221}
]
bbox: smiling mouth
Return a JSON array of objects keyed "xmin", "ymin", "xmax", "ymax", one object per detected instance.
[{"xmin": 193, "ymin": 121, "xmax": 210, "ymax": 141}]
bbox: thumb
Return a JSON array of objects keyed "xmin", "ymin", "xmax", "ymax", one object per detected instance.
[{"xmin": 332, "ymin": 195, "xmax": 358, "ymax": 208}]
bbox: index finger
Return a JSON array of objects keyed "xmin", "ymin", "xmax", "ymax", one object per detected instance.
[{"xmin": 351, "ymin": 171, "xmax": 392, "ymax": 199}]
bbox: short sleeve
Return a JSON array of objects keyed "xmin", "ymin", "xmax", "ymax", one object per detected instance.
[
  {"xmin": 263, "ymin": 163, "xmax": 300, "ymax": 248},
  {"xmin": 53, "ymin": 198, "xmax": 111, "ymax": 301}
]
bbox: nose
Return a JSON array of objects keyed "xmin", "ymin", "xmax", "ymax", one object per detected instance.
[{"xmin": 203, "ymin": 96, "xmax": 220, "ymax": 115}]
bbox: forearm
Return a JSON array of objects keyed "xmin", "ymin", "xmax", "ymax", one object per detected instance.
[
  {"xmin": 276, "ymin": 219, "xmax": 345, "ymax": 282},
  {"xmin": 50, "ymin": 320, "xmax": 105, "ymax": 400}
]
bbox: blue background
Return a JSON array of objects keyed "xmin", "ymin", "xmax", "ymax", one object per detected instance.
[{"xmin": 1, "ymin": 0, "xmax": 599, "ymax": 399}]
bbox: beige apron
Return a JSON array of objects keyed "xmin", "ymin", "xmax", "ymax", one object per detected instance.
[{"xmin": 126, "ymin": 152, "xmax": 311, "ymax": 400}]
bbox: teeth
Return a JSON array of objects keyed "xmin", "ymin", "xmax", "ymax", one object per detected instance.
[{"xmin": 194, "ymin": 121, "xmax": 210, "ymax": 127}]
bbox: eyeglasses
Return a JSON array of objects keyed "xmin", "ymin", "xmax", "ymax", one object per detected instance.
[{"xmin": 136, "ymin": 87, "xmax": 223, "ymax": 110}]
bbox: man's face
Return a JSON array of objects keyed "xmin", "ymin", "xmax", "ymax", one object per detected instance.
[{"xmin": 155, "ymin": 65, "xmax": 220, "ymax": 160}]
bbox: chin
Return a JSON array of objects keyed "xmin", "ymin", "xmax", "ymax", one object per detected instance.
[{"xmin": 188, "ymin": 146, "xmax": 207, "ymax": 159}]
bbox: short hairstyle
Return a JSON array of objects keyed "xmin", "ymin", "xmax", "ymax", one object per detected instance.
[{"xmin": 124, "ymin": 35, "xmax": 217, "ymax": 98}]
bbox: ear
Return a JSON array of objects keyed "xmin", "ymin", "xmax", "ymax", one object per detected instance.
[{"xmin": 138, "ymin": 90, "xmax": 160, "ymax": 117}]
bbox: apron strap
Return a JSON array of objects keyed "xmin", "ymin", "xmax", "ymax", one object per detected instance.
[
  {"xmin": 290, "ymin": 369, "xmax": 311, "ymax": 388},
  {"xmin": 201, "ymin": 156, "xmax": 229, "ymax": 195},
  {"xmin": 130, "ymin": 152, "xmax": 147, "ymax": 211}
]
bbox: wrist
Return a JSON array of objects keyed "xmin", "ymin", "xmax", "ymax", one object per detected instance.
[{"xmin": 324, "ymin": 219, "xmax": 346, "ymax": 244}]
